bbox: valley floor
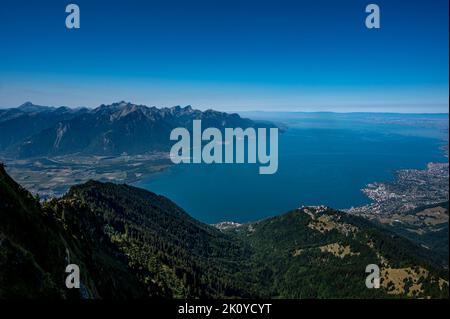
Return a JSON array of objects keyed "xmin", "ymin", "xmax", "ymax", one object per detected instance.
[{"xmin": 0, "ymin": 152, "xmax": 171, "ymax": 198}]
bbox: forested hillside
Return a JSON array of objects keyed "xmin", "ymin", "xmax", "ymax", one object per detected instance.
[{"xmin": 1, "ymin": 165, "xmax": 448, "ymax": 298}]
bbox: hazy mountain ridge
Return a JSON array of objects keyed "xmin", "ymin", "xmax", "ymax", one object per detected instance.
[
  {"xmin": 0, "ymin": 102, "xmax": 88, "ymax": 151},
  {"xmin": 1, "ymin": 101, "xmax": 267, "ymax": 158},
  {"xmin": 0, "ymin": 165, "xmax": 447, "ymax": 299}
]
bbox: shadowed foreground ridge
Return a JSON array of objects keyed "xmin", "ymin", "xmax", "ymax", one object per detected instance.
[{"xmin": 0, "ymin": 165, "xmax": 448, "ymax": 299}]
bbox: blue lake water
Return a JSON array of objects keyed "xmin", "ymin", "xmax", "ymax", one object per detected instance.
[{"xmin": 136, "ymin": 114, "xmax": 448, "ymax": 224}]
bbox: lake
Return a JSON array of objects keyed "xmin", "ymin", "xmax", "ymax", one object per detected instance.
[{"xmin": 136, "ymin": 113, "xmax": 448, "ymax": 224}]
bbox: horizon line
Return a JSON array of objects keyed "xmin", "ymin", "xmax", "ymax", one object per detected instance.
[{"xmin": 1, "ymin": 101, "xmax": 449, "ymax": 115}]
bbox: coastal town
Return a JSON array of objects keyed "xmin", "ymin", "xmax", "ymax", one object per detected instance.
[{"xmin": 347, "ymin": 161, "xmax": 449, "ymax": 226}]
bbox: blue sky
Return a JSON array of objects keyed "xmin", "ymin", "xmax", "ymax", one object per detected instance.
[{"xmin": 0, "ymin": 0, "xmax": 448, "ymax": 112}]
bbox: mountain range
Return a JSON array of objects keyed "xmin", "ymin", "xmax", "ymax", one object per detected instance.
[
  {"xmin": 0, "ymin": 102, "xmax": 269, "ymax": 158},
  {"xmin": 0, "ymin": 102, "xmax": 88, "ymax": 152},
  {"xmin": 0, "ymin": 164, "xmax": 448, "ymax": 298}
]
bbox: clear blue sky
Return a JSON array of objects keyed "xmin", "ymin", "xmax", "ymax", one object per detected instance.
[{"xmin": 0, "ymin": 0, "xmax": 448, "ymax": 112}]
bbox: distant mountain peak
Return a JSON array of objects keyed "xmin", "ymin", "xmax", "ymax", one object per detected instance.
[
  {"xmin": 116, "ymin": 101, "xmax": 134, "ymax": 107},
  {"xmin": 94, "ymin": 101, "xmax": 143, "ymax": 111},
  {"xmin": 19, "ymin": 101, "xmax": 34, "ymax": 107},
  {"xmin": 97, "ymin": 102, "xmax": 198, "ymax": 114},
  {"xmin": 17, "ymin": 102, "xmax": 52, "ymax": 112}
]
